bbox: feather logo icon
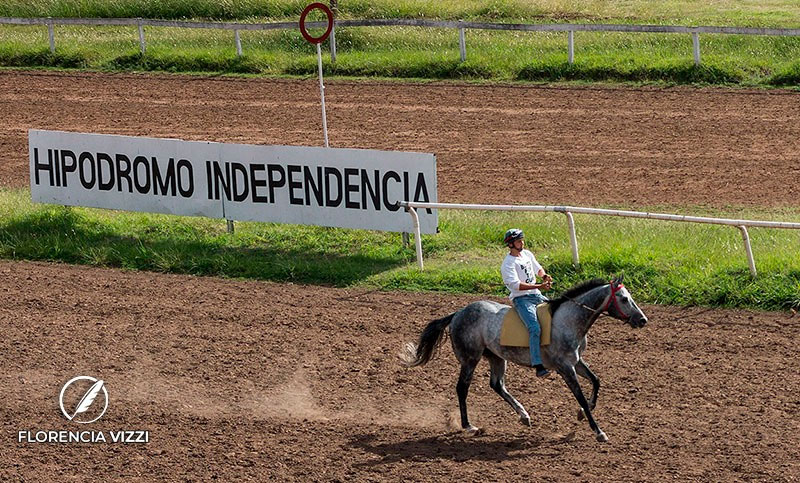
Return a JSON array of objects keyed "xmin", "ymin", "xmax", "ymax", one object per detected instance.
[{"xmin": 59, "ymin": 376, "xmax": 109, "ymax": 424}]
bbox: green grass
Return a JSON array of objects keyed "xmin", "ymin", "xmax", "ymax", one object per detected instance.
[
  {"xmin": 2, "ymin": 2, "xmax": 800, "ymax": 85},
  {"xmin": 2, "ymin": 24, "xmax": 800, "ymax": 85},
  {"xmin": 3, "ymin": 0, "xmax": 800, "ymax": 27},
  {"xmin": 2, "ymin": 188, "xmax": 798, "ymax": 311}
]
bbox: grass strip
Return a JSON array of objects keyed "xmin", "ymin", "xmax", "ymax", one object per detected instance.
[
  {"xmin": 3, "ymin": 0, "xmax": 800, "ymax": 27},
  {"xmin": 1, "ymin": 189, "xmax": 798, "ymax": 310},
  {"xmin": 1, "ymin": 24, "xmax": 799, "ymax": 86}
]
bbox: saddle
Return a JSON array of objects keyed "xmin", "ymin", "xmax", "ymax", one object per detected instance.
[{"xmin": 499, "ymin": 302, "xmax": 552, "ymax": 347}]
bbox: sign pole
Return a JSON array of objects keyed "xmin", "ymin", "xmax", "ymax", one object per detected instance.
[
  {"xmin": 300, "ymin": 3, "xmax": 334, "ymax": 149},
  {"xmin": 317, "ymin": 42, "xmax": 329, "ymax": 148}
]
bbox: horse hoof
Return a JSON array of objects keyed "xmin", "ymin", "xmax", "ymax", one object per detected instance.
[
  {"xmin": 577, "ymin": 409, "xmax": 585, "ymax": 421},
  {"xmin": 519, "ymin": 415, "xmax": 531, "ymax": 427},
  {"xmin": 596, "ymin": 431, "xmax": 608, "ymax": 443},
  {"xmin": 464, "ymin": 426, "xmax": 481, "ymax": 436}
]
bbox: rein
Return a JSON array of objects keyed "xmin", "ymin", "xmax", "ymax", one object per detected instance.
[{"xmin": 565, "ymin": 282, "xmax": 631, "ymax": 321}]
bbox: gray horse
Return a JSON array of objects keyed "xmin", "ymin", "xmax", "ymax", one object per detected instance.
[{"xmin": 401, "ymin": 275, "xmax": 648, "ymax": 442}]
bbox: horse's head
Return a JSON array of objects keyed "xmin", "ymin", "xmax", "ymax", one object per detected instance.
[{"xmin": 606, "ymin": 275, "xmax": 648, "ymax": 328}]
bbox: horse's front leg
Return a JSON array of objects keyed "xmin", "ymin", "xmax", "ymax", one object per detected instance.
[
  {"xmin": 575, "ymin": 359, "xmax": 600, "ymax": 421},
  {"xmin": 487, "ymin": 353, "xmax": 531, "ymax": 427},
  {"xmin": 557, "ymin": 365, "xmax": 608, "ymax": 442}
]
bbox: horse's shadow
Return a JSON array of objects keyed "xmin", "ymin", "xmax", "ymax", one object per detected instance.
[{"xmin": 349, "ymin": 430, "xmax": 576, "ymax": 466}]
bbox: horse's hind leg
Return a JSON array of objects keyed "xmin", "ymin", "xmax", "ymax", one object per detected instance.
[
  {"xmin": 456, "ymin": 360, "xmax": 480, "ymax": 434},
  {"xmin": 575, "ymin": 359, "xmax": 600, "ymax": 421},
  {"xmin": 486, "ymin": 352, "xmax": 531, "ymax": 427}
]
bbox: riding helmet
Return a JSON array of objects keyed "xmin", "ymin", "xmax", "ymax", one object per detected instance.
[{"xmin": 503, "ymin": 228, "xmax": 524, "ymax": 245}]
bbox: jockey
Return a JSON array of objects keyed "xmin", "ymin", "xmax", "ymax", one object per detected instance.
[{"xmin": 500, "ymin": 228, "xmax": 553, "ymax": 378}]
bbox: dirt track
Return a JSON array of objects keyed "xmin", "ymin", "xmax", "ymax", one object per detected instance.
[
  {"xmin": 2, "ymin": 70, "xmax": 800, "ymax": 208},
  {"xmin": 2, "ymin": 72, "xmax": 800, "ymax": 480},
  {"xmin": 2, "ymin": 261, "xmax": 799, "ymax": 481}
]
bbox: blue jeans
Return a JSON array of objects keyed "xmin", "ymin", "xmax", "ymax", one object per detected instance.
[{"xmin": 512, "ymin": 293, "xmax": 548, "ymax": 366}]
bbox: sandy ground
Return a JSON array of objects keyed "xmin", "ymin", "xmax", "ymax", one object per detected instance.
[
  {"xmin": 1, "ymin": 71, "xmax": 799, "ymax": 480},
  {"xmin": 2, "ymin": 71, "xmax": 800, "ymax": 208},
  {"xmin": 1, "ymin": 261, "xmax": 799, "ymax": 481}
]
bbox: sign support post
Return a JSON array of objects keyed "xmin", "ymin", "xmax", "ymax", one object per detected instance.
[
  {"xmin": 316, "ymin": 42, "xmax": 329, "ymax": 147},
  {"xmin": 300, "ymin": 3, "xmax": 334, "ymax": 148}
]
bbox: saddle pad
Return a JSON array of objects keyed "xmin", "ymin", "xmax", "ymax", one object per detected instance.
[{"xmin": 500, "ymin": 303, "xmax": 552, "ymax": 347}]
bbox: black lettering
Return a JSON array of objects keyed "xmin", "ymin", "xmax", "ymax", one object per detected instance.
[
  {"xmin": 206, "ymin": 161, "xmax": 213, "ymax": 199},
  {"xmin": 250, "ymin": 164, "xmax": 268, "ymax": 203},
  {"xmin": 60, "ymin": 150, "xmax": 77, "ymax": 187},
  {"xmin": 53, "ymin": 150, "xmax": 61, "ymax": 187},
  {"xmin": 79, "ymin": 152, "xmax": 96, "ymax": 189},
  {"xmin": 267, "ymin": 164, "xmax": 286, "ymax": 202},
  {"xmin": 403, "ymin": 171, "xmax": 410, "ymax": 206},
  {"xmin": 324, "ymin": 167, "xmax": 342, "ymax": 207},
  {"xmin": 344, "ymin": 168, "xmax": 359, "ymax": 209},
  {"xmin": 303, "ymin": 166, "xmax": 323, "ymax": 206},
  {"xmin": 132, "ymin": 156, "xmax": 150, "ymax": 194},
  {"xmin": 177, "ymin": 159, "xmax": 194, "ymax": 197},
  {"xmin": 361, "ymin": 169, "xmax": 380, "ymax": 210},
  {"xmin": 414, "ymin": 173, "xmax": 433, "ymax": 214},
  {"xmin": 381, "ymin": 170, "xmax": 401, "ymax": 212},
  {"xmin": 212, "ymin": 161, "xmax": 230, "ymax": 200},
  {"xmin": 97, "ymin": 152, "xmax": 115, "ymax": 191},
  {"xmin": 288, "ymin": 165, "xmax": 303, "ymax": 206},
  {"xmin": 152, "ymin": 158, "xmax": 177, "ymax": 196},
  {"xmin": 231, "ymin": 162, "xmax": 248, "ymax": 202},
  {"xmin": 33, "ymin": 148, "xmax": 54, "ymax": 186},
  {"xmin": 115, "ymin": 154, "xmax": 132, "ymax": 193}
]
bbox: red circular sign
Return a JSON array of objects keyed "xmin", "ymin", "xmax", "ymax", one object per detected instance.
[{"xmin": 299, "ymin": 3, "xmax": 334, "ymax": 44}]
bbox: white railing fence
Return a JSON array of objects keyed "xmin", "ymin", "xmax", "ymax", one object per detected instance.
[
  {"xmin": 399, "ymin": 201, "xmax": 800, "ymax": 278},
  {"xmin": 2, "ymin": 17, "xmax": 800, "ymax": 64}
]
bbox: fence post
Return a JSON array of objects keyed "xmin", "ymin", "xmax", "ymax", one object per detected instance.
[
  {"xmin": 234, "ymin": 29, "xmax": 242, "ymax": 56},
  {"xmin": 402, "ymin": 232, "xmax": 410, "ymax": 248},
  {"xmin": 692, "ymin": 31, "xmax": 701, "ymax": 65},
  {"xmin": 330, "ymin": 25, "xmax": 336, "ymax": 63},
  {"xmin": 227, "ymin": 219, "xmax": 235, "ymax": 234},
  {"xmin": 47, "ymin": 19, "xmax": 55, "ymax": 53},
  {"xmin": 138, "ymin": 19, "xmax": 146, "ymax": 54},
  {"xmin": 407, "ymin": 206, "xmax": 424, "ymax": 270},
  {"xmin": 568, "ymin": 30, "xmax": 574, "ymax": 64},
  {"xmin": 565, "ymin": 211, "xmax": 580, "ymax": 266},
  {"xmin": 738, "ymin": 226, "xmax": 757, "ymax": 277},
  {"xmin": 459, "ymin": 23, "xmax": 466, "ymax": 62}
]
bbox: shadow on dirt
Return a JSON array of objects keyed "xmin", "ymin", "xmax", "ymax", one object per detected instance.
[{"xmin": 348, "ymin": 431, "xmax": 576, "ymax": 465}]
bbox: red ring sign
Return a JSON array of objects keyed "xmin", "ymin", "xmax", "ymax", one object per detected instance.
[{"xmin": 299, "ymin": 3, "xmax": 334, "ymax": 44}]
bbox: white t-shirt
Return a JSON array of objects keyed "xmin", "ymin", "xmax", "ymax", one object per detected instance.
[{"xmin": 501, "ymin": 249, "xmax": 543, "ymax": 300}]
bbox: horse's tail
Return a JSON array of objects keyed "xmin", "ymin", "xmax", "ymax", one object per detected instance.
[{"xmin": 399, "ymin": 312, "xmax": 456, "ymax": 368}]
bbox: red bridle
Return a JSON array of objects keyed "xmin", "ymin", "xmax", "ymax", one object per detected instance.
[
  {"xmin": 601, "ymin": 282, "xmax": 631, "ymax": 320},
  {"xmin": 565, "ymin": 280, "xmax": 634, "ymax": 322}
]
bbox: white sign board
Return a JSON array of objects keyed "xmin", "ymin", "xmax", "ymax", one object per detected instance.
[{"xmin": 29, "ymin": 130, "xmax": 438, "ymax": 233}]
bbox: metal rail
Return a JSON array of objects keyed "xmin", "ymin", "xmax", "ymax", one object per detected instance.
[
  {"xmin": 2, "ymin": 16, "xmax": 800, "ymax": 62},
  {"xmin": 399, "ymin": 201, "xmax": 800, "ymax": 277}
]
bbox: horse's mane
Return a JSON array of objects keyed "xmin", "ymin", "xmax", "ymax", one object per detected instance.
[{"xmin": 548, "ymin": 278, "xmax": 608, "ymax": 315}]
